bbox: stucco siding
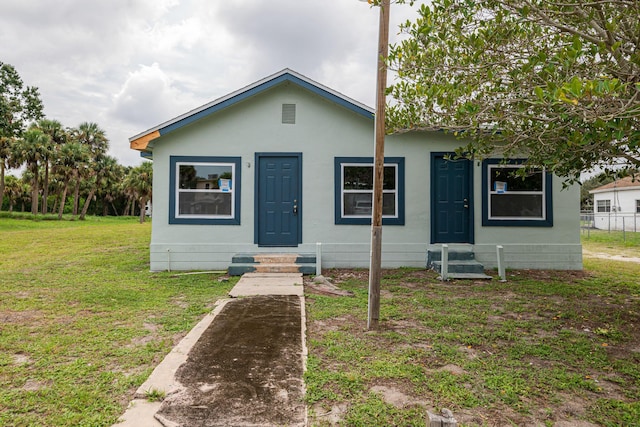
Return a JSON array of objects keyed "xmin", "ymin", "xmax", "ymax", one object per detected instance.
[{"xmin": 145, "ymin": 78, "xmax": 582, "ymax": 272}]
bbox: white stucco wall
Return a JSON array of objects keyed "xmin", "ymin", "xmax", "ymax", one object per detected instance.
[
  {"xmin": 145, "ymin": 82, "xmax": 582, "ymax": 271},
  {"xmin": 592, "ymin": 188, "xmax": 640, "ymax": 232}
]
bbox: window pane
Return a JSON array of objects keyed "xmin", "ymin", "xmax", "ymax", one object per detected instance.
[
  {"xmin": 382, "ymin": 193, "xmax": 396, "ymax": 215},
  {"xmin": 383, "ymin": 166, "xmax": 396, "ymax": 190},
  {"xmin": 178, "ymin": 192, "xmax": 232, "ymax": 216},
  {"xmin": 491, "ymin": 167, "xmax": 542, "ymax": 192},
  {"xmin": 344, "ymin": 193, "xmax": 372, "ymax": 216},
  {"xmin": 344, "ymin": 166, "xmax": 373, "ymax": 190},
  {"xmin": 491, "ymin": 194, "xmax": 543, "ymax": 218},
  {"xmin": 179, "ymin": 164, "xmax": 233, "ymax": 190}
]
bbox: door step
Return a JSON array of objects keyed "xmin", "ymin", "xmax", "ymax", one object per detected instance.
[
  {"xmin": 427, "ymin": 248, "xmax": 492, "ymax": 280},
  {"xmin": 228, "ymin": 253, "xmax": 316, "ymax": 276}
]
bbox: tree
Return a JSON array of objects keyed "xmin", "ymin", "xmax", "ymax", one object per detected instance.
[
  {"xmin": 54, "ymin": 141, "xmax": 89, "ymax": 219},
  {"xmin": 13, "ymin": 128, "xmax": 50, "ymax": 214},
  {"xmin": 33, "ymin": 119, "xmax": 67, "ymax": 214},
  {"xmin": 0, "ymin": 62, "xmax": 44, "ymax": 206},
  {"xmin": 387, "ymin": 0, "xmax": 640, "ymax": 182},
  {"xmin": 69, "ymin": 122, "xmax": 108, "ymax": 215},
  {"xmin": 123, "ymin": 161, "xmax": 153, "ymax": 223},
  {"xmin": 3, "ymin": 174, "xmax": 22, "ymax": 212},
  {"xmin": 96, "ymin": 158, "xmax": 125, "ymax": 216},
  {"xmin": 78, "ymin": 155, "xmax": 119, "ymax": 220}
]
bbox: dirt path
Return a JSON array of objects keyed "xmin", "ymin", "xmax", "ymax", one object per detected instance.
[
  {"xmin": 583, "ymin": 249, "xmax": 640, "ymax": 263},
  {"xmin": 154, "ymin": 295, "xmax": 305, "ymax": 427}
]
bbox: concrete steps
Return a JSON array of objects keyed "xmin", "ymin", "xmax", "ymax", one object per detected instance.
[
  {"xmin": 228, "ymin": 253, "xmax": 316, "ymax": 276},
  {"xmin": 427, "ymin": 248, "xmax": 492, "ymax": 280}
]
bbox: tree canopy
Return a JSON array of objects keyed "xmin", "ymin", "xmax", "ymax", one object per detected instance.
[
  {"xmin": 0, "ymin": 61, "xmax": 150, "ymax": 219},
  {"xmin": 387, "ymin": 0, "xmax": 640, "ymax": 182}
]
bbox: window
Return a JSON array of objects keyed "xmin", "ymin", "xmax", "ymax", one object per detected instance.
[
  {"xmin": 596, "ymin": 200, "xmax": 611, "ymax": 213},
  {"xmin": 169, "ymin": 156, "xmax": 241, "ymax": 224},
  {"xmin": 482, "ymin": 159, "xmax": 553, "ymax": 227},
  {"xmin": 334, "ymin": 157, "xmax": 404, "ymax": 225},
  {"xmin": 636, "ymin": 200, "xmax": 640, "ymax": 214}
]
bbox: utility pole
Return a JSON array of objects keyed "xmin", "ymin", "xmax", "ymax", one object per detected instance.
[{"xmin": 367, "ymin": 0, "xmax": 390, "ymax": 330}]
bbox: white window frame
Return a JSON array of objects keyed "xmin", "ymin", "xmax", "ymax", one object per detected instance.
[
  {"xmin": 340, "ymin": 162, "xmax": 399, "ymax": 219},
  {"xmin": 597, "ymin": 199, "xmax": 611, "ymax": 213},
  {"xmin": 175, "ymin": 161, "xmax": 236, "ymax": 220},
  {"xmin": 487, "ymin": 164, "xmax": 546, "ymax": 221}
]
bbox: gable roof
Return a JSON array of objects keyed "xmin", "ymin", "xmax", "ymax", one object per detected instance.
[
  {"xmin": 129, "ymin": 68, "xmax": 374, "ymax": 153},
  {"xmin": 589, "ymin": 176, "xmax": 640, "ymax": 194}
]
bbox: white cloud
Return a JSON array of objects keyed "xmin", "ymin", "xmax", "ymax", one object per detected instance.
[{"xmin": 0, "ymin": 0, "xmax": 420, "ymax": 167}]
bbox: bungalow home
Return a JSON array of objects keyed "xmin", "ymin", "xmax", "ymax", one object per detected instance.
[
  {"xmin": 129, "ymin": 69, "xmax": 582, "ymax": 273},
  {"xmin": 589, "ymin": 177, "xmax": 640, "ymax": 232}
]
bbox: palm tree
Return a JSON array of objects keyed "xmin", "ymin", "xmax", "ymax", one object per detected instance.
[
  {"xmin": 13, "ymin": 128, "xmax": 50, "ymax": 214},
  {"xmin": 54, "ymin": 141, "xmax": 89, "ymax": 219},
  {"xmin": 34, "ymin": 119, "xmax": 66, "ymax": 214},
  {"xmin": 79, "ymin": 155, "xmax": 120, "ymax": 220},
  {"xmin": 4, "ymin": 174, "xmax": 21, "ymax": 212},
  {"xmin": 96, "ymin": 157, "xmax": 124, "ymax": 216},
  {"xmin": 0, "ymin": 136, "xmax": 16, "ymax": 209},
  {"xmin": 69, "ymin": 122, "xmax": 108, "ymax": 215},
  {"xmin": 123, "ymin": 162, "xmax": 153, "ymax": 223}
]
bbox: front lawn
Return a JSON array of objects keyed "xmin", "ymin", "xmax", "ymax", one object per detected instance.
[
  {"xmin": 305, "ymin": 244, "xmax": 640, "ymax": 426},
  {"xmin": 1, "ymin": 216, "xmax": 638, "ymax": 426},
  {"xmin": 0, "ymin": 216, "xmax": 236, "ymax": 426}
]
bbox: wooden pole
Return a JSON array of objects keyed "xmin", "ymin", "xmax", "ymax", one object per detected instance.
[{"xmin": 368, "ymin": 0, "xmax": 390, "ymax": 330}]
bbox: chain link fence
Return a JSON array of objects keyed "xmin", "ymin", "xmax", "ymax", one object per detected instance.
[{"xmin": 581, "ymin": 210, "xmax": 640, "ymax": 242}]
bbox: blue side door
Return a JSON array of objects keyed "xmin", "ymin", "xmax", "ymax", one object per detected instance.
[
  {"xmin": 431, "ymin": 153, "xmax": 473, "ymax": 243},
  {"xmin": 256, "ymin": 153, "xmax": 301, "ymax": 246}
]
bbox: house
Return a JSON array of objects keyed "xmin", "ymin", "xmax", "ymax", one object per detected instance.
[
  {"xmin": 129, "ymin": 69, "xmax": 582, "ymax": 273},
  {"xmin": 589, "ymin": 177, "xmax": 640, "ymax": 232}
]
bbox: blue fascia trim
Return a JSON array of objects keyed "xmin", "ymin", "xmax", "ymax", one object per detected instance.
[
  {"xmin": 334, "ymin": 156, "xmax": 405, "ymax": 226},
  {"xmin": 159, "ymin": 73, "xmax": 373, "ymax": 137},
  {"xmin": 481, "ymin": 158, "xmax": 553, "ymax": 227},
  {"xmin": 169, "ymin": 156, "xmax": 242, "ymax": 225}
]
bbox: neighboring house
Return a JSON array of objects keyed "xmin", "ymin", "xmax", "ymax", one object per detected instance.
[
  {"xmin": 589, "ymin": 177, "xmax": 640, "ymax": 232},
  {"xmin": 129, "ymin": 69, "xmax": 582, "ymax": 272}
]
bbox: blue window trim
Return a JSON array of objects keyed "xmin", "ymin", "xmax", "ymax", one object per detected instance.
[
  {"xmin": 482, "ymin": 159, "xmax": 553, "ymax": 227},
  {"xmin": 169, "ymin": 156, "xmax": 241, "ymax": 225},
  {"xmin": 334, "ymin": 157, "xmax": 405, "ymax": 225}
]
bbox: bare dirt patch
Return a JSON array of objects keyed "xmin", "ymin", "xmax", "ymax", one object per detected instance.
[{"xmin": 305, "ymin": 268, "xmax": 640, "ymax": 426}]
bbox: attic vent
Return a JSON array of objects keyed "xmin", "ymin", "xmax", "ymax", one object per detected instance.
[{"xmin": 282, "ymin": 103, "xmax": 296, "ymax": 124}]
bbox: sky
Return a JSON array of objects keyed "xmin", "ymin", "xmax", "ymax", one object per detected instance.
[{"xmin": 1, "ymin": 0, "xmax": 419, "ymax": 167}]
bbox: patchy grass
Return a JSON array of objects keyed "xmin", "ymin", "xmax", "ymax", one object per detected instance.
[
  {"xmin": 305, "ymin": 243, "xmax": 640, "ymax": 426},
  {"xmin": 582, "ymin": 228, "xmax": 640, "ymax": 253},
  {"xmin": 0, "ymin": 216, "xmax": 236, "ymax": 426}
]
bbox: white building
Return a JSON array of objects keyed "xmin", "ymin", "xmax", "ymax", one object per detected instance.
[{"xmin": 590, "ymin": 177, "xmax": 640, "ymax": 232}]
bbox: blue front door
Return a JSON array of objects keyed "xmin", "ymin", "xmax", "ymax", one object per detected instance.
[
  {"xmin": 256, "ymin": 153, "xmax": 302, "ymax": 246},
  {"xmin": 431, "ymin": 153, "xmax": 473, "ymax": 243}
]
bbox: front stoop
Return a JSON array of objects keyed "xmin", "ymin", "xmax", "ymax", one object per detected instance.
[
  {"xmin": 427, "ymin": 249, "xmax": 492, "ymax": 280},
  {"xmin": 228, "ymin": 253, "xmax": 316, "ymax": 276}
]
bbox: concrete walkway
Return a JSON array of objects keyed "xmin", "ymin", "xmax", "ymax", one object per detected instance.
[{"xmin": 114, "ymin": 273, "xmax": 306, "ymax": 427}]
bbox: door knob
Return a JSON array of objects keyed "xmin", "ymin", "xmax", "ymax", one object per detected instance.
[
  {"xmin": 463, "ymin": 198, "xmax": 469, "ymax": 208},
  {"xmin": 293, "ymin": 199, "xmax": 298, "ymax": 214}
]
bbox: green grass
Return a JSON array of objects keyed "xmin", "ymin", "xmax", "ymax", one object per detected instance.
[
  {"xmin": 3, "ymin": 214, "xmax": 640, "ymax": 426},
  {"xmin": 581, "ymin": 227, "xmax": 640, "ymax": 250},
  {"xmin": 0, "ymin": 216, "xmax": 237, "ymax": 426},
  {"xmin": 305, "ymin": 238, "xmax": 640, "ymax": 426}
]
